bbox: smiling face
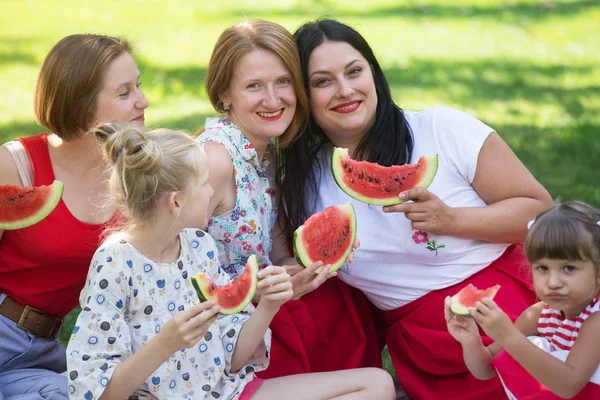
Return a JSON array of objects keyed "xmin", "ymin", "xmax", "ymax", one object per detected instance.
[
  {"xmin": 220, "ymin": 49, "xmax": 296, "ymax": 149},
  {"xmin": 94, "ymin": 52, "xmax": 149, "ymax": 131},
  {"xmin": 532, "ymin": 258, "xmax": 600, "ymax": 318},
  {"xmin": 307, "ymin": 40, "xmax": 377, "ymax": 148}
]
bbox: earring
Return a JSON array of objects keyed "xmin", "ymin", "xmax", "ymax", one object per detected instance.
[{"xmin": 223, "ymin": 102, "xmax": 230, "ymax": 111}]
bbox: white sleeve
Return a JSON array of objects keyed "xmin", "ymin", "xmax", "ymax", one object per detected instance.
[
  {"xmin": 185, "ymin": 229, "xmax": 271, "ymax": 377},
  {"xmin": 186, "ymin": 228, "xmax": 231, "ymax": 286},
  {"xmin": 217, "ymin": 311, "xmax": 271, "ymax": 378},
  {"xmin": 432, "ymin": 106, "xmax": 494, "ymax": 184},
  {"xmin": 66, "ymin": 245, "xmax": 133, "ymax": 400}
]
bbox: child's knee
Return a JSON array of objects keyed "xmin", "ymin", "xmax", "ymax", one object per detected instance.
[{"xmin": 364, "ymin": 367, "xmax": 396, "ymax": 399}]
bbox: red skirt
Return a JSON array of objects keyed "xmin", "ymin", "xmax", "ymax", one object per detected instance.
[
  {"xmin": 491, "ymin": 337, "xmax": 600, "ymax": 399},
  {"xmin": 256, "ymin": 276, "xmax": 385, "ymax": 378},
  {"xmin": 383, "ymin": 244, "xmax": 537, "ymax": 400}
]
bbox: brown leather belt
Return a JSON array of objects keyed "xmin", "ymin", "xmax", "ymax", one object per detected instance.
[{"xmin": 0, "ymin": 296, "xmax": 62, "ymax": 339}]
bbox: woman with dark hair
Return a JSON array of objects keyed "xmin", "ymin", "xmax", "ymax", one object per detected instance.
[{"xmin": 278, "ymin": 18, "xmax": 554, "ymax": 400}]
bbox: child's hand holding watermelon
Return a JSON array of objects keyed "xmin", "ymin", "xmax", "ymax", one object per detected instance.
[
  {"xmin": 157, "ymin": 301, "xmax": 220, "ymax": 353},
  {"xmin": 445, "ymin": 296, "xmax": 498, "ymax": 380},
  {"xmin": 256, "ymin": 265, "xmax": 294, "ymax": 312},
  {"xmin": 469, "ymin": 298, "xmax": 520, "ymax": 346},
  {"xmin": 444, "ymin": 296, "xmax": 479, "ymax": 346}
]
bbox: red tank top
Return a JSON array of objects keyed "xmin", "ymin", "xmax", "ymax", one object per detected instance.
[{"xmin": 0, "ymin": 134, "xmax": 108, "ymax": 317}]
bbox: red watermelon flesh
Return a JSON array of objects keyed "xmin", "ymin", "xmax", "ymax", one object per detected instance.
[
  {"xmin": 450, "ymin": 284, "xmax": 501, "ymax": 316},
  {"xmin": 331, "ymin": 147, "xmax": 438, "ymax": 206},
  {"xmin": 293, "ymin": 203, "xmax": 357, "ymax": 273},
  {"xmin": 0, "ymin": 180, "xmax": 64, "ymax": 230},
  {"xmin": 191, "ymin": 254, "xmax": 258, "ymax": 314}
]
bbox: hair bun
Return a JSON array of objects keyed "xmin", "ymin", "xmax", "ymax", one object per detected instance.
[
  {"xmin": 91, "ymin": 121, "xmax": 122, "ymax": 164},
  {"xmin": 92, "ymin": 122, "xmax": 163, "ymax": 175},
  {"xmin": 92, "ymin": 121, "xmax": 120, "ymax": 144},
  {"xmin": 123, "ymin": 137, "xmax": 163, "ymax": 175}
]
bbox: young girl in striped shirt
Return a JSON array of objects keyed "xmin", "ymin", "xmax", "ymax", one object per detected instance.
[{"xmin": 445, "ymin": 200, "xmax": 600, "ymax": 399}]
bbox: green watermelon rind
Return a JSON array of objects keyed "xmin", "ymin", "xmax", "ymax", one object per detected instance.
[
  {"xmin": 190, "ymin": 254, "xmax": 258, "ymax": 315},
  {"xmin": 449, "ymin": 298, "xmax": 472, "ymax": 317},
  {"xmin": 0, "ymin": 180, "xmax": 64, "ymax": 230},
  {"xmin": 449, "ymin": 284, "xmax": 501, "ymax": 317},
  {"xmin": 331, "ymin": 148, "xmax": 439, "ymax": 206},
  {"xmin": 292, "ymin": 203, "xmax": 357, "ymax": 274},
  {"xmin": 191, "ymin": 278, "xmax": 208, "ymax": 303}
]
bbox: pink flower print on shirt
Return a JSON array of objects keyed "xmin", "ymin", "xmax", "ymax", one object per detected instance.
[
  {"xmin": 411, "ymin": 229, "xmax": 445, "ymax": 256},
  {"xmin": 234, "ymin": 225, "xmax": 253, "ymax": 239},
  {"xmin": 412, "ymin": 230, "xmax": 429, "ymax": 244}
]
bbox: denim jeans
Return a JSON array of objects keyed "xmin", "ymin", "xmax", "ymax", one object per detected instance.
[{"xmin": 0, "ymin": 294, "xmax": 68, "ymax": 400}]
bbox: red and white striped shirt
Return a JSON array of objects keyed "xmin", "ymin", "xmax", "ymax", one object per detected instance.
[{"xmin": 537, "ymin": 293, "xmax": 600, "ymax": 351}]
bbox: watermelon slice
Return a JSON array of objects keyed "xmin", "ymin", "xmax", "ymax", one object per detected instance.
[
  {"xmin": 449, "ymin": 284, "xmax": 501, "ymax": 317},
  {"xmin": 0, "ymin": 180, "xmax": 64, "ymax": 230},
  {"xmin": 331, "ymin": 147, "xmax": 438, "ymax": 206},
  {"xmin": 191, "ymin": 254, "xmax": 258, "ymax": 314},
  {"xmin": 293, "ymin": 203, "xmax": 357, "ymax": 273}
]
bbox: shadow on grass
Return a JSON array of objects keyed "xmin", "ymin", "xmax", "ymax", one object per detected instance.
[
  {"xmin": 137, "ymin": 58, "xmax": 207, "ymax": 99},
  {"xmin": 148, "ymin": 112, "xmax": 215, "ymax": 134},
  {"xmin": 0, "ymin": 35, "xmax": 45, "ymax": 66},
  {"xmin": 384, "ymin": 59, "xmax": 597, "ymax": 113},
  {"xmin": 218, "ymin": 0, "xmax": 600, "ymax": 22},
  {"xmin": 494, "ymin": 121, "xmax": 600, "ymax": 205},
  {"xmin": 0, "ymin": 120, "xmax": 46, "ymax": 144}
]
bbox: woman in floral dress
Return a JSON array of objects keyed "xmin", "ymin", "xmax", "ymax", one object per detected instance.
[{"xmin": 196, "ymin": 19, "xmax": 384, "ymax": 378}]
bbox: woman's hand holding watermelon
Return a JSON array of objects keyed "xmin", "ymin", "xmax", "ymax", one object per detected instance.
[
  {"xmin": 287, "ymin": 261, "xmax": 335, "ymax": 300},
  {"xmin": 285, "ymin": 238, "xmax": 360, "ymax": 300},
  {"xmin": 444, "ymin": 296, "xmax": 480, "ymax": 345},
  {"xmin": 383, "ymin": 186, "xmax": 457, "ymax": 235}
]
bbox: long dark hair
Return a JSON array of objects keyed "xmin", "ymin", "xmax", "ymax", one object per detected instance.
[{"xmin": 279, "ymin": 18, "xmax": 414, "ymax": 233}]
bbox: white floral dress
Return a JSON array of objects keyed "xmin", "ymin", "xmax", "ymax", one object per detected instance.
[
  {"xmin": 66, "ymin": 229, "xmax": 270, "ymax": 400},
  {"xmin": 197, "ymin": 118, "xmax": 278, "ymax": 276}
]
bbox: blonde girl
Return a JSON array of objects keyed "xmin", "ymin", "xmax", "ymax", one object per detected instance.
[
  {"xmin": 446, "ymin": 200, "xmax": 600, "ymax": 399},
  {"xmin": 66, "ymin": 123, "xmax": 394, "ymax": 400}
]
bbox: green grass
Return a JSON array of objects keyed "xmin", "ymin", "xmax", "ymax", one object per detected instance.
[{"xmin": 3, "ymin": 0, "xmax": 600, "ymax": 385}]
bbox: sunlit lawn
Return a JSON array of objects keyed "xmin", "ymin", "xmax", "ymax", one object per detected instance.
[{"xmin": 2, "ymin": 0, "xmax": 599, "ymax": 386}]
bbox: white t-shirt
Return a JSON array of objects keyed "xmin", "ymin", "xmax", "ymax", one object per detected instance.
[{"xmin": 311, "ymin": 106, "xmax": 509, "ymax": 310}]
